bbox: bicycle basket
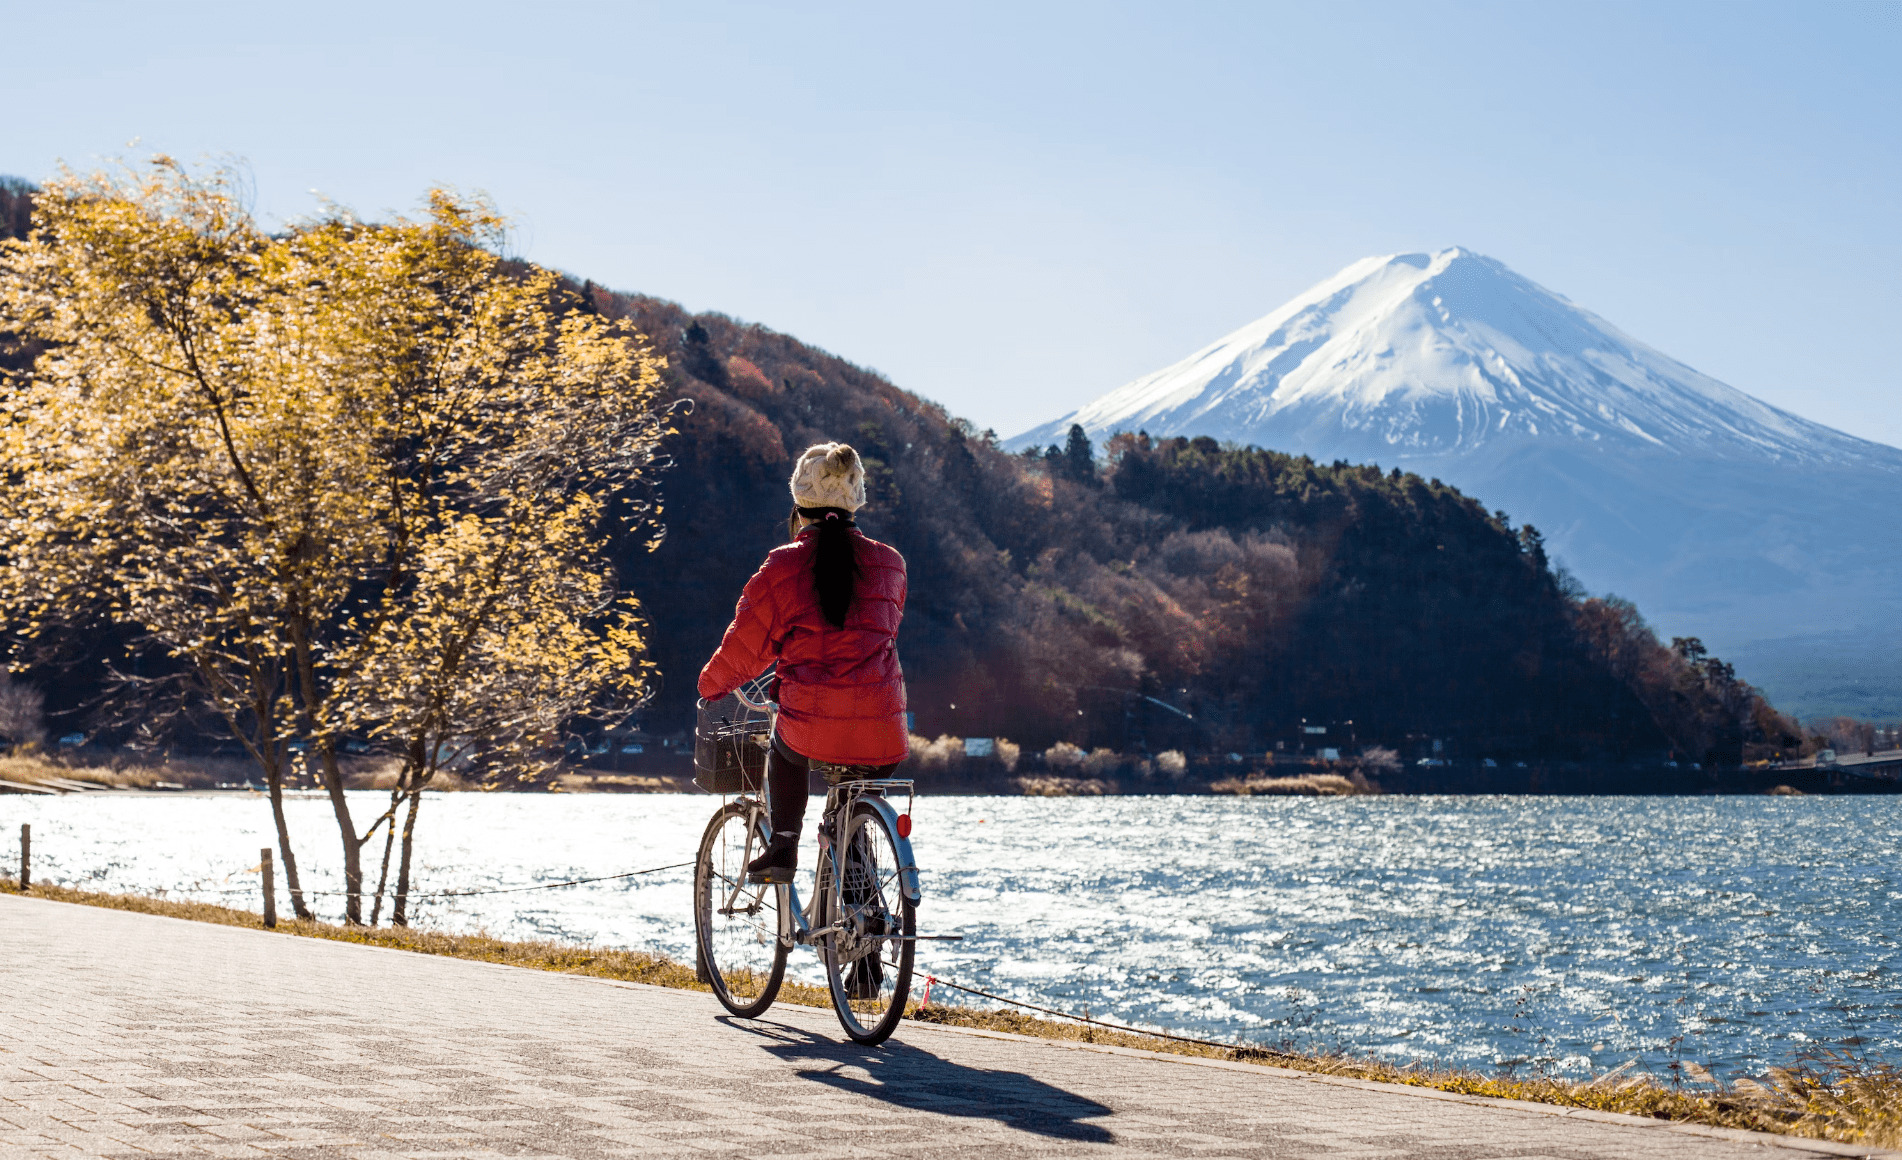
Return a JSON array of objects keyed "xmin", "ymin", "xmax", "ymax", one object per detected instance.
[{"xmin": 694, "ymin": 694, "xmax": 770, "ymax": 794}]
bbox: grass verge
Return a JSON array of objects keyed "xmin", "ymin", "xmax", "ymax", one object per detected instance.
[{"xmin": 4, "ymin": 879, "xmax": 1897, "ymax": 1148}]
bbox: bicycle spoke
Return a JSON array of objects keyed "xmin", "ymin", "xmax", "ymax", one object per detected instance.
[
  {"xmin": 822, "ymin": 801, "xmax": 916, "ymax": 1045},
  {"xmin": 696, "ymin": 802, "xmax": 787, "ymax": 1017}
]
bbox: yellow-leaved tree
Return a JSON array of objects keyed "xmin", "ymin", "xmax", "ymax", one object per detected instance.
[{"xmin": 0, "ymin": 159, "xmax": 670, "ymax": 922}]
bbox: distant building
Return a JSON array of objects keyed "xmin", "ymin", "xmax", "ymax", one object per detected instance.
[
  {"xmin": 1289, "ymin": 719, "xmax": 1357, "ymax": 759},
  {"xmin": 1403, "ymin": 733, "xmax": 1451, "ymax": 762}
]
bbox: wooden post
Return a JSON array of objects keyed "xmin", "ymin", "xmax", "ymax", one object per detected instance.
[
  {"xmin": 260, "ymin": 847, "xmax": 276, "ymax": 929},
  {"xmin": 18, "ymin": 823, "xmax": 28, "ymax": 890}
]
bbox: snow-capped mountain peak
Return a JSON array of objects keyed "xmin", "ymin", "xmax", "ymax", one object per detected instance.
[{"xmin": 1015, "ymin": 247, "xmax": 1889, "ymax": 469}]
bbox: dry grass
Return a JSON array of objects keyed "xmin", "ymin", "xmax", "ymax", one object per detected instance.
[
  {"xmin": 1210, "ymin": 772, "xmax": 1369, "ymax": 796},
  {"xmin": 1013, "ymin": 775, "xmax": 1114, "ymax": 796},
  {"xmin": 3, "ymin": 878, "xmax": 1898, "ymax": 1147},
  {"xmin": 1272, "ymin": 1055, "xmax": 1902, "ymax": 1147},
  {"xmin": 0, "ymin": 752, "xmax": 249, "ymax": 790},
  {"xmin": 909, "ymin": 1000, "xmax": 1245, "ymax": 1059},
  {"xmin": 0, "ymin": 877, "xmax": 708, "ymax": 990},
  {"xmin": 550, "ymin": 772, "xmax": 695, "ymax": 793},
  {"xmin": 0, "ymin": 751, "xmax": 410, "ymax": 792}
]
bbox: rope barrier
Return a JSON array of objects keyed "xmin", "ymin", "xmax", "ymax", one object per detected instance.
[
  {"xmin": 407, "ymin": 861, "xmax": 695, "ymax": 899},
  {"xmin": 915, "ymin": 972, "xmax": 1305, "ymax": 1063},
  {"xmin": 267, "ymin": 860, "xmax": 696, "ymax": 899},
  {"xmin": 39, "ymin": 861, "xmax": 695, "ymax": 902}
]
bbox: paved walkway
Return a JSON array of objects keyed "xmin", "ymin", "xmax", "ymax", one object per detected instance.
[{"xmin": 1, "ymin": 896, "xmax": 1889, "ymax": 1159}]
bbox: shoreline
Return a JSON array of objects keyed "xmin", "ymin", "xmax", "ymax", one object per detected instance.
[
  {"xmin": 5, "ymin": 751, "xmax": 1893, "ymax": 797},
  {"xmin": 0, "ymin": 877, "xmax": 1895, "ymax": 1148},
  {"xmin": 6, "ymin": 779, "xmax": 1891, "ymax": 798},
  {"xmin": 3, "ymin": 754, "xmax": 1371, "ymax": 797}
]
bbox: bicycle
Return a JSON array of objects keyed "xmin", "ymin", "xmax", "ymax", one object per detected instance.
[{"xmin": 691, "ymin": 678, "xmax": 954, "ymax": 1045}]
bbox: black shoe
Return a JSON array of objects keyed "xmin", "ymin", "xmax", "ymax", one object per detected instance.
[{"xmin": 747, "ymin": 831, "xmax": 798, "ymax": 884}]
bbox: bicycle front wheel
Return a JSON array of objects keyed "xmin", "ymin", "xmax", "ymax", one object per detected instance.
[
  {"xmin": 694, "ymin": 800, "xmax": 789, "ymax": 1018},
  {"xmin": 821, "ymin": 801, "xmax": 916, "ymax": 1044}
]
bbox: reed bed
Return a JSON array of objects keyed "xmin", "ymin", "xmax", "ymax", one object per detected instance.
[
  {"xmin": 0, "ymin": 752, "xmax": 404, "ymax": 790},
  {"xmin": 1209, "ymin": 772, "xmax": 1368, "ymax": 796},
  {"xmin": 0, "ymin": 752, "xmax": 244, "ymax": 790},
  {"xmin": 4, "ymin": 879, "xmax": 1897, "ymax": 1147}
]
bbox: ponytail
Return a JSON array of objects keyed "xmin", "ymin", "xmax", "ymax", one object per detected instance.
[{"xmin": 796, "ymin": 505, "xmax": 858, "ymax": 627}]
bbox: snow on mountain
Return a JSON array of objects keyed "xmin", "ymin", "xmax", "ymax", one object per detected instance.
[
  {"xmin": 1016, "ymin": 248, "xmax": 1896, "ymax": 468},
  {"xmin": 1012, "ymin": 249, "xmax": 1902, "ymax": 717}
]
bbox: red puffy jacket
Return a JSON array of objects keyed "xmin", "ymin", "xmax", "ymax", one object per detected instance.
[{"xmin": 697, "ymin": 527, "xmax": 909, "ymax": 766}]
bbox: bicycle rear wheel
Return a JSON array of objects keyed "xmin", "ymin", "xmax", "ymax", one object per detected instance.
[
  {"xmin": 694, "ymin": 800, "xmax": 789, "ymax": 1017},
  {"xmin": 821, "ymin": 801, "xmax": 916, "ymax": 1044}
]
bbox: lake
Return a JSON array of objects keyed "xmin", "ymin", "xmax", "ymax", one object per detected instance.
[{"xmin": 4, "ymin": 790, "xmax": 1895, "ymax": 1077}]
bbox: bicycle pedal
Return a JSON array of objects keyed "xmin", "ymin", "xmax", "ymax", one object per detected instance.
[{"xmin": 747, "ymin": 866, "xmax": 794, "ymax": 885}]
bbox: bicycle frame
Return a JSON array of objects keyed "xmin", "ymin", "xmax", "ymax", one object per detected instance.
[
  {"xmin": 728, "ymin": 680, "xmax": 935, "ymax": 947},
  {"xmin": 726, "ymin": 779, "xmax": 915, "ymax": 953}
]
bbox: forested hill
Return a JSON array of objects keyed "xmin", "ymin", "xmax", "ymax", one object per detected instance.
[
  {"xmin": 578, "ymin": 283, "xmax": 1801, "ymax": 768},
  {"xmin": 0, "ymin": 171, "xmax": 1798, "ymax": 769}
]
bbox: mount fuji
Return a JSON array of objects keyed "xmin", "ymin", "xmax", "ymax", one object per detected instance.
[{"xmin": 1012, "ymin": 249, "xmax": 1902, "ymax": 717}]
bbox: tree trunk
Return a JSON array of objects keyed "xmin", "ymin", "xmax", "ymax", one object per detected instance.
[
  {"xmin": 367, "ymin": 772, "xmax": 407, "ymax": 926},
  {"xmin": 218, "ymin": 663, "xmax": 312, "ymax": 923},
  {"xmin": 306, "ymin": 738, "xmax": 365, "ymax": 923},
  {"xmin": 392, "ymin": 786, "xmax": 424, "ymax": 927},
  {"xmin": 327, "ymin": 774, "xmax": 364, "ymax": 924},
  {"xmin": 368, "ymin": 818, "xmax": 396, "ymax": 926},
  {"xmin": 287, "ymin": 613, "xmax": 364, "ymax": 923},
  {"xmin": 264, "ymin": 752, "xmax": 313, "ymax": 920}
]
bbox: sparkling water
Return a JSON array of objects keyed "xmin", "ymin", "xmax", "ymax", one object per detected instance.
[{"xmin": 4, "ymin": 790, "xmax": 1895, "ymax": 1076}]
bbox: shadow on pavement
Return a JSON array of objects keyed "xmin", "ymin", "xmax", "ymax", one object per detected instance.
[{"xmin": 724, "ymin": 1017, "xmax": 1116, "ymax": 1143}]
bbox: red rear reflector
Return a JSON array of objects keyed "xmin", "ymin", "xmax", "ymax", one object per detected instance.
[{"xmin": 896, "ymin": 813, "xmax": 912, "ymax": 838}]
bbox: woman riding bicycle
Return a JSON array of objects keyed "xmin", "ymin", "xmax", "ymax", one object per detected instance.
[{"xmin": 697, "ymin": 441, "xmax": 909, "ymax": 886}]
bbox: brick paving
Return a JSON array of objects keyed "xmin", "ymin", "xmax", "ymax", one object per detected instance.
[{"xmin": 1, "ymin": 895, "xmax": 1889, "ymax": 1158}]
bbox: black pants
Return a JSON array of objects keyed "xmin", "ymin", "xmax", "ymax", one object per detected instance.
[{"xmin": 766, "ymin": 734, "xmax": 900, "ymax": 837}]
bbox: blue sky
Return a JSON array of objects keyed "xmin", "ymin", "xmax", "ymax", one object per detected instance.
[{"xmin": 6, "ymin": 1, "xmax": 1898, "ymax": 444}]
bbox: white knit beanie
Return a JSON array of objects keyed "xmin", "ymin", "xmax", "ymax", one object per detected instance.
[{"xmin": 789, "ymin": 442, "xmax": 867, "ymax": 512}]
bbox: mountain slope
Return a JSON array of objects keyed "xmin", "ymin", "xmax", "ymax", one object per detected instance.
[
  {"xmin": 1013, "ymin": 249, "xmax": 1902, "ymax": 716},
  {"xmin": 572, "ymin": 285, "xmax": 1781, "ymax": 765}
]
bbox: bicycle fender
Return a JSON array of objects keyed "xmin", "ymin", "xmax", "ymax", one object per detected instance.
[{"xmin": 858, "ymin": 794, "xmax": 923, "ymax": 904}]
